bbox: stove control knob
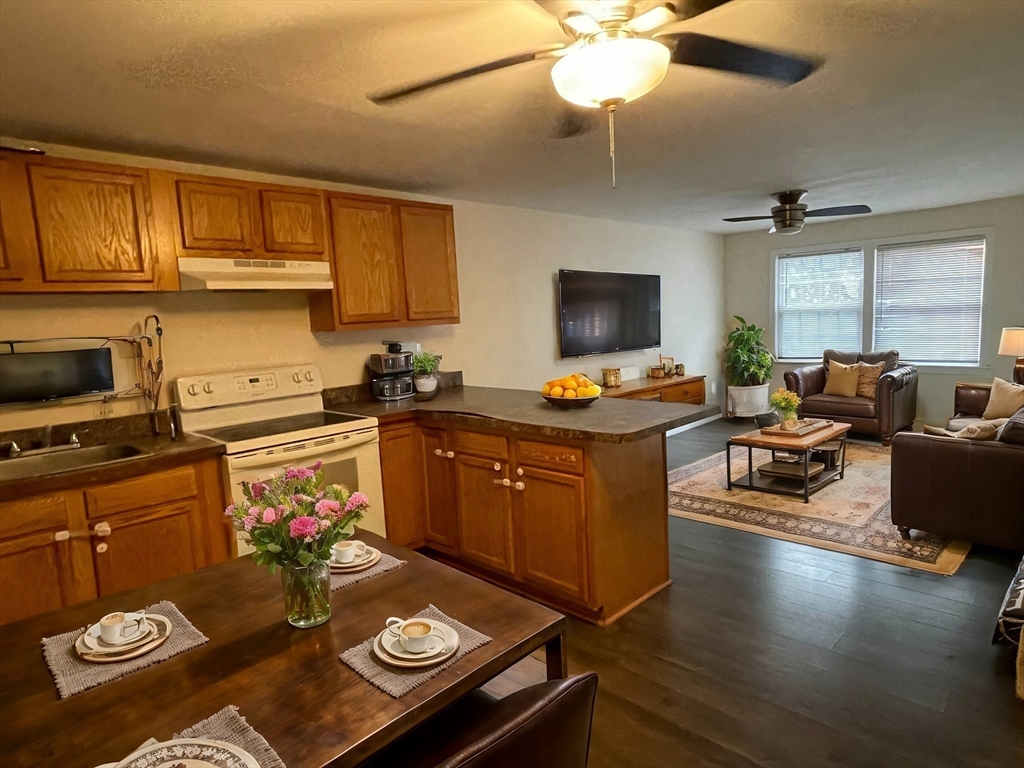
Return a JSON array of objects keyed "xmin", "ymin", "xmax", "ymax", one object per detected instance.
[
  {"xmin": 203, "ymin": 382, "xmax": 213, "ymax": 394},
  {"xmin": 187, "ymin": 384, "xmax": 199, "ymax": 397},
  {"xmin": 292, "ymin": 372, "xmax": 302, "ymax": 383},
  {"xmin": 304, "ymin": 371, "xmax": 315, "ymax": 382}
]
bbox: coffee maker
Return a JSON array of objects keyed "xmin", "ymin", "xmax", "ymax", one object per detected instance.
[{"xmin": 368, "ymin": 341, "xmax": 415, "ymax": 401}]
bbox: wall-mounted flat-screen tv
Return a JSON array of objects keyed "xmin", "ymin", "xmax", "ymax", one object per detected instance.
[
  {"xmin": 558, "ymin": 269, "xmax": 661, "ymax": 358},
  {"xmin": 0, "ymin": 348, "xmax": 115, "ymax": 405}
]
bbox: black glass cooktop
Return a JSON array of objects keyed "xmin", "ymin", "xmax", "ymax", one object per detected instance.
[{"xmin": 198, "ymin": 411, "xmax": 365, "ymax": 444}]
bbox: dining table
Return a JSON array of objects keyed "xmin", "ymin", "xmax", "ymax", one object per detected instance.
[{"xmin": 0, "ymin": 530, "xmax": 567, "ymax": 767}]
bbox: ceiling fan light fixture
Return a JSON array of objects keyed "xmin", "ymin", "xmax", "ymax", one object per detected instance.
[{"xmin": 550, "ymin": 37, "xmax": 670, "ymax": 108}]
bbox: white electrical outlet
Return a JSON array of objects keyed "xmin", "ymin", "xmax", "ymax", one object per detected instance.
[{"xmin": 710, "ymin": 381, "xmax": 717, "ymax": 395}]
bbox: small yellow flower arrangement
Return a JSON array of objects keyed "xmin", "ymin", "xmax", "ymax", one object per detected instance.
[{"xmin": 769, "ymin": 388, "xmax": 801, "ymax": 425}]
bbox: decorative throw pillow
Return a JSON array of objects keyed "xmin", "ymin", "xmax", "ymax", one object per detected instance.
[
  {"xmin": 856, "ymin": 361, "xmax": 885, "ymax": 400},
  {"xmin": 953, "ymin": 418, "xmax": 1009, "ymax": 440},
  {"xmin": 823, "ymin": 359, "xmax": 860, "ymax": 397},
  {"xmin": 982, "ymin": 377, "xmax": 1024, "ymax": 420},
  {"xmin": 923, "ymin": 424, "xmax": 956, "ymax": 436},
  {"xmin": 860, "ymin": 350, "xmax": 900, "ymax": 372},
  {"xmin": 822, "ymin": 349, "xmax": 858, "ymax": 374},
  {"xmin": 996, "ymin": 406, "xmax": 1024, "ymax": 446}
]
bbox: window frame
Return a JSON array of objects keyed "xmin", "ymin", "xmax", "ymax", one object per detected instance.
[{"xmin": 769, "ymin": 227, "xmax": 994, "ymax": 371}]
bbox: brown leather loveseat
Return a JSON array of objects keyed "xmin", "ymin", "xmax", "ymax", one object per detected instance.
[
  {"xmin": 890, "ymin": 383, "xmax": 1024, "ymax": 552},
  {"xmin": 783, "ymin": 350, "xmax": 918, "ymax": 445}
]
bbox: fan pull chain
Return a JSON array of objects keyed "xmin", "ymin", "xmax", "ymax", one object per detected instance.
[{"xmin": 601, "ymin": 98, "xmax": 624, "ymax": 190}]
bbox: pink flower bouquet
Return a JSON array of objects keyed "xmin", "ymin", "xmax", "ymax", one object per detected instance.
[{"xmin": 226, "ymin": 461, "xmax": 370, "ymax": 573}]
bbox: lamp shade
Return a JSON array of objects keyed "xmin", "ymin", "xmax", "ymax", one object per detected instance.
[
  {"xmin": 998, "ymin": 327, "xmax": 1024, "ymax": 356},
  {"xmin": 551, "ymin": 37, "xmax": 671, "ymax": 109}
]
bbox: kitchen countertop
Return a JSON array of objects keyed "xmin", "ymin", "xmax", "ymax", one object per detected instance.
[{"xmin": 328, "ymin": 385, "xmax": 720, "ymax": 444}]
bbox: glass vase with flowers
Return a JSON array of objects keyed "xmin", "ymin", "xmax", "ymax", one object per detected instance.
[
  {"xmin": 226, "ymin": 462, "xmax": 371, "ymax": 628},
  {"xmin": 769, "ymin": 388, "xmax": 802, "ymax": 430}
]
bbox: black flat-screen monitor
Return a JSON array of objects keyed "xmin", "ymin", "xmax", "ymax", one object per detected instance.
[
  {"xmin": 558, "ymin": 270, "xmax": 661, "ymax": 358},
  {"xmin": 0, "ymin": 348, "xmax": 115, "ymax": 405}
]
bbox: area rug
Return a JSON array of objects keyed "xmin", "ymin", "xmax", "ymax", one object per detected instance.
[{"xmin": 667, "ymin": 443, "xmax": 970, "ymax": 575}]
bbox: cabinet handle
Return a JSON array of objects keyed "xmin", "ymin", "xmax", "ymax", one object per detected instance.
[
  {"xmin": 434, "ymin": 449, "xmax": 443, "ymax": 456},
  {"xmin": 516, "ymin": 467, "xmax": 524, "ymax": 476},
  {"xmin": 515, "ymin": 481, "xmax": 525, "ymax": 491},
  {"xmin": 493, "ymin": 463, "xmax": 501, "ymax": 471},
  {"xmin": 493, "ymin": 478, "xmax": 511, "ymax": 486},
  {"xmin": 54, "ymin": 530, "xmax": 71, "ymax": 542},
  {"xmin": 446, "ymin": 451, "xmax": 455, "ymax": 459},
  {"xmin": 92, "ymin": 522, "xmax": 112, "ymax": 537},
  {"xmin": 96, "ymin": 543, "xmax": 109, "ymax": 554}
]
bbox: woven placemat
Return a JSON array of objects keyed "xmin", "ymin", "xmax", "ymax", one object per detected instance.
[
  {"xmin": 176, "ymin": 705, "xmax": 285, "ymax": 768},
  {"xmin": 340, "ymin": 604, "xmax": 492, "ymax": 698},
  {"xmin": 41, "ymin": 600, "xmax": 208, "ymax": 699},
  {"xmin": 331, "ymin": 553, "xmax": 406, "ymax": 591}
]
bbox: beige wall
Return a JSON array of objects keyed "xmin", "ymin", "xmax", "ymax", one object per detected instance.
[
  {"xmin": 0, "ymin": 143, "xmax": 725, "ymax": 431},
  {"xmin": 723, "ymin": 196, "xmax": 1024, "ymax": 425}
]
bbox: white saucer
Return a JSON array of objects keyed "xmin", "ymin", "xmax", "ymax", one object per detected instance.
[
  {"xmin": 372, "ymin": 619, "xmax": 460, "ymax": 668},
  {"xmin": 76, "ymin": 615, "xmax": 173, "ymax": 663},
  {"xmin": 83, "ymin": 613, "xmax": 152, "ymax": 649},
  {"xmin": 331, "ymin": 545, "xmax": 375, "ymax": 567},
  {"xmin": 330, "ymin": 546, "xmax": 381, "ymax": 571}
]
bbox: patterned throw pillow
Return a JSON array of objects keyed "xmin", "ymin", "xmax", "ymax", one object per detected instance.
[
  {"xmin": 823, "ymin": 359, "xmax": 860, "ymax": 397},
  {"xmin": 856, "ymin": 361, "xmax": 885, "ymax": 400},
  {"xmin": 953, "ymin": 419, "xmax": 1009, "ymax": 440}
]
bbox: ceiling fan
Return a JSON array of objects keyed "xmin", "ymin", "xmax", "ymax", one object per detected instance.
[
  {"xmin": 723, "ymin": 190, "xmax": 872, "ymax": 234},
  {"xmin": 369, "ymin": 0, "xmax": 821, "ymax": 186}
]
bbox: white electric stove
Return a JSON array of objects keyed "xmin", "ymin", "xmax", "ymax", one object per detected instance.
[{"xmin": 175, "ymin": 364, "xmax": 386, "ymax": 550}]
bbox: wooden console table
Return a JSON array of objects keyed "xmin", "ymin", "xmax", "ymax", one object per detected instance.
[{"xmin": 603, "ymin": 374, "xmax": 706, "ymax": 404}]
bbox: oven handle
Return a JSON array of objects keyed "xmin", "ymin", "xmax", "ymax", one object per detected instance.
[{"xmin": 228, "ymin": 429, "xmax": 379, "ymax": 471}]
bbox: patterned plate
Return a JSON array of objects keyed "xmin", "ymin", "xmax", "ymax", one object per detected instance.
[{"xmin": 114, "ymin": 738, "xmax": 259, "ymax": 768}]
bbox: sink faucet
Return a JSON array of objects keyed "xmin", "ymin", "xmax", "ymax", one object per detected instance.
[{"xmin": 42, "ymin": 424, "xmax": 52, "ymax": 449}]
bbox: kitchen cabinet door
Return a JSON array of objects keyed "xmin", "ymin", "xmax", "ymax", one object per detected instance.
[
  {"xmin": 27, "ymin": 162, "xmax": 155, "ymax": 283},
  {"xmin": 175, "ymin": 178, "xmax": 255, "ymax": 255},
  {"xmin": 92, "ymin": 501, "xmax": 202, "ymax": 597},
  {"xmin": 329, "ymin": 196, "xmax": 403, "ymax": 323},
  {"xmin": 0, "ymin": 492, "xmax": 96, "ymax": 625},
  {"xmin": 259, "ymin": 188, "xmax": 327, "ymax": 258},
  {"xmin": 399, "ymin": 204, "xmax": 460, "ymax": 321},
  {"xmin": 455, "ymin": 454, "xmax": 514, "ymax": 575},
  {"xmin": 378, "ymin": 424, "xmax": 426, "ymax": 547},
  {"xmin": 514, "ymin": 466, "xmax": 588, "ymax": 602},
  {"xmin": 421, "ymin": 426, "xmax": 458, "ymax": 553},
  {"xmin": 0, "ymin": 152, "xmax": 41, "ymax": 284}
]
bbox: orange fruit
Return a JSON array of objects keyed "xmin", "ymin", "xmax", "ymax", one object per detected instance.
[
  {"xmin": 563, "ymin": 389, "xmax": 577, "ymax": 399},
  {"xmin": 541, "ymin": 384, "xmax": 551, "ymax": 396},
  {"xmin": 550, "ymin": 386, "xmax": 564, "ymax": 398},
  {"xmin": 563, "ymin": 379, "xmax": 578, "ymax": 391}
]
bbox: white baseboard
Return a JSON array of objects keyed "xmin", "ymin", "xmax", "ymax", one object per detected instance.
[{"xmin": 666, "ymin": 413, "xmax": 721, "ymax": 437}]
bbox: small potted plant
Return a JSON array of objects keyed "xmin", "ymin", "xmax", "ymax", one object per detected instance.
[
  {"xmin": 412, "ymin": 351, "xmax": 441, "ymax": 393},
  {"xmin": 723, "ymin": 316, "xmax": 775, "ymax": 417},
  {"xmin": 769, "ymin": 388, "xmax": 802, "ymax": 430}
]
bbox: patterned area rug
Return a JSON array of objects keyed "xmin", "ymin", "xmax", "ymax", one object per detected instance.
[{"xmin": 668, "ymin": 443, "xmax": 970, "ymax": 575}]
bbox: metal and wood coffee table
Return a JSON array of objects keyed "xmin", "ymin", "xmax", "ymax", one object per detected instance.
[{"xmin": 726, "ymin": 422, "xmax": 852, "ymax": 503}]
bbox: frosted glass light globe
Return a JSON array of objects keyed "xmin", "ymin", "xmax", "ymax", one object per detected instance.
[{"xmin": 551, "ymin": 37, "xmax": 671, "ymax": 109}]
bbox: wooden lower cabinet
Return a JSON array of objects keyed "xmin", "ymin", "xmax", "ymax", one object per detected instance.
[
  {"xmin": 514, "ymin": 466, "xmax": 588, "ymax": 603},
  {"xmin": 0, "ymin": 457, "xmax": 228, "ymax": 625},
  {"xmin": 378, "ymin": 424, "xmax": 426, "ymax": 547},
  {"xmin": 454, "ymin": 454, "xmax": 515, "ymax": 575},
  {"xmin": 421, "ymin": 427, "xmax": 458, "ymax": 553}
]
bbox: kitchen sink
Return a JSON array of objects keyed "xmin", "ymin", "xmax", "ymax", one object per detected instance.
[{"xmin": 0, "ymin": 444, "xmax": 146, "ymax": 482}]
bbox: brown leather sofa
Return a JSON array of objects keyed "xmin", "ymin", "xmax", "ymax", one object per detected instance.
[
  {"xmin": 359, "ymin": 672, "xmax": 599, "ymax": 768},
  {"xmin": 783, "ymin": 350, "xmax": 918, "ymax": 445},
  {"xmin": 891, "ymin": 384, "xmax": 1024, "ymax": 552}
]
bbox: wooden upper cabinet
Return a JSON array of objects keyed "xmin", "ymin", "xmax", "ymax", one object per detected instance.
[
  {"xmin": 260, "ymin": 188, "xmax": 326, "ymax": 256},
  {"xmin": 175, "ymin": 179, "xmax": 254, "ymax": 254},
  {"xmin": 399, "ymin": 204, "xmax": 460, "ymax": 321},
  {"xmin": 328, "ymin": 195, "xmax": 403, "ymax": 323}
]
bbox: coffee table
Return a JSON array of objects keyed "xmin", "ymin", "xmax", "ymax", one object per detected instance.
[{"xmin": 726, "ymin": 422, "xmax": 852, "ymax": 503}]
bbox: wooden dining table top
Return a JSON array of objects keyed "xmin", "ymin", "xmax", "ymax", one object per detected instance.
[{"xmin": 0, "ymin": 531, "xmax": 566, "ymax": 768}]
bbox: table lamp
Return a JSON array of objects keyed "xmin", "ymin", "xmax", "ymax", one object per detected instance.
[{"xmin": 998, "ymin": 327, "xmax": 1024, "ymax": 384}]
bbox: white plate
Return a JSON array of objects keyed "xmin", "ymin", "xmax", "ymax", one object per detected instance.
[
  {"xmin": 114, "ymin": 738, "xmax": 259, "ymax": 768},
  {"xmin": 84, "ymin": 613, "xmax": 153, "ymax": 649},
  {"xmin": 330, "ymin": 547, "xmax": 381, "ymax": 572},
  {"xmin": 76, "ymin": 615, "xmax": 172, "ymax": 663},
  {"xmin": 330, "ymin": 544, "xmax": 376, "ymax": 567},
  {"xmin": 372, "ymin": 619, "xmax": 460, "ymax": 668}
]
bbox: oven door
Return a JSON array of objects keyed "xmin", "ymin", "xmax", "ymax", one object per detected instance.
[{"xmin": 225, "ymin": 428, "xmax": 386, "ymax": 555}]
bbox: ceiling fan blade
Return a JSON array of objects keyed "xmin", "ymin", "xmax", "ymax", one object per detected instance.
[
  {"xmin": 626, "ymin": 5, "xmax": 679, "ymax": 33},
  {"xmin": 805, "ymin": 205, "xmax": 872, "ymax": 217},
  {"xmin": 562, "ymin": 11, "xmax": 602, "ymax": 36},
  {"xmin": 672, "ymin": 0, "xmax": 736, "ymax": 20},
  {"xmin": 768, "ymin": 225, "xmax": 778, "ymax": 234},
  {"xmin": 369, "ymin": 45, "xmax": 565, "ymax": 104},
  {"xmin": 723, "ymin": 215, "xmax": 774, "ymax": 222},
  {"xmin": 660, "ymin": 32, "xmax": 819, "ymax": 85}
]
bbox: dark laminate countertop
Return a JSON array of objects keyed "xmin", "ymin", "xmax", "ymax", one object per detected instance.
[{"xmin": 328, "ymin": 385, "xmax": 720, "ymax": 444}]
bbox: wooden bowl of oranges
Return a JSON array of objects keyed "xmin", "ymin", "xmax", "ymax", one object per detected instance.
[{"xmin": 541, "ymin": 373, "xmax": 602, "ymax": 409}]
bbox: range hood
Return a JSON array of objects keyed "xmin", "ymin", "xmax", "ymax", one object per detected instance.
[{"xmin": 178, "ymin": 257, "xmax": 333, "ymax": 291}]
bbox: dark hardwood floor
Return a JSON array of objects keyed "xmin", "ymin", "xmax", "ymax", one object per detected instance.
[{"xmin": 491, "ymin": 418, "xmax": 1024, "ymax": 768}]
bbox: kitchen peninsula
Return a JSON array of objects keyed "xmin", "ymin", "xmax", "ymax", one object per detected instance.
[{"xmin": 329, "ymin": 384, "xmax": 719, "ymax": 625}]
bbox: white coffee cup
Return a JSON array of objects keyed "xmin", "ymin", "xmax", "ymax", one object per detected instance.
[
  {"xmin": 98, "ymin": 612, "xmax": 142, "ymax": 644},
  {"xmin": 386, "ymin": 617, "xmax": 446, "ymax": 654},
  {"xmin": 332, "ymin": 540, "xmax": 367, "ymax": 564}
]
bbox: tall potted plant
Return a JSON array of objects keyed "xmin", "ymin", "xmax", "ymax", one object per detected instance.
[{"xmin": 723, "ymin": 316, "xmax": 774, "ymax": 417}]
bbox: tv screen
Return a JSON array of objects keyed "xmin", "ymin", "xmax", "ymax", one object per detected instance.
[
  {"xmin": 558, "ymin": 270, "xmax": 661, "ymax": 358},
  {"xmin": 0, "ymin": 348, "xmax": 115, "ymax": 405}
]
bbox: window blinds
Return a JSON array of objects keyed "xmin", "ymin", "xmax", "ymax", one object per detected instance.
[
  {"xmin": 776, "ymin": 250, "xmax": 864, "ymax": 359},
  {"xmin": 873, "ymin": 237, "xmax": 985, "ymax": 364}
]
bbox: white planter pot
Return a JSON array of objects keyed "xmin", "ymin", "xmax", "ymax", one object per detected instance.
[
  {"xmin": 414, "ymin": 375, "xmax": 438, "ymax": 393},
  {"xmin": 727, "ymin": 383, "xmax": 770, "ymax": 418}
]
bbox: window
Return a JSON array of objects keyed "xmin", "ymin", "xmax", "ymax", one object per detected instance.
[
  {"xmin": 873, "ymin": 237, "xmax": 985, "ymax": 364},
  {"xmin": 775, "ymin": 249, "xmax": 864, "ymax": 359}
]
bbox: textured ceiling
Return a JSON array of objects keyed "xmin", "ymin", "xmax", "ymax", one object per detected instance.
[{"xmin": 1, "ymin": 0, "xmax": 1022, "ymax": 232}]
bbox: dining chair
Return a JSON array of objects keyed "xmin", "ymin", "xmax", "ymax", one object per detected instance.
[{"xmin": 359, "ymin": 671, "xmax": 598, "ymax": 768}]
